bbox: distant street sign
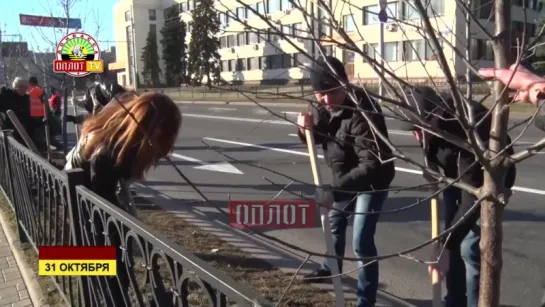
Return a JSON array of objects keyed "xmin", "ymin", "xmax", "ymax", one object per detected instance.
[
  {"xmin": 19, "ymin": 14, "xmax": 81, "ymax": 29},
  {"xmin": 378, "ymin": 10, "xmax": 388, "ymax": 23}
]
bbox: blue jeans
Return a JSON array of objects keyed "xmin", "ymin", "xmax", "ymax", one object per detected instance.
[
  {"xmin": 443, "ymin": 186, "xmax": 481, "ymax": 307},
  {"xmin": 321, "ymin": 192, "xmax": 389, "ymax": 307}
]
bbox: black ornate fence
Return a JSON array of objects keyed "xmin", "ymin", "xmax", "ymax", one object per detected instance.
[{"xmin": 0, "ymin": 130, "xmax": 272, "ymax": 307}]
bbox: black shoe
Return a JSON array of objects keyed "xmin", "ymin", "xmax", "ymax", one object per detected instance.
[{"xmin": 302, "ymin": 269, "xmax": 332, "ymax": 283}]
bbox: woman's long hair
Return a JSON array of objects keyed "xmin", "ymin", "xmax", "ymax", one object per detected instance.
[{"xmin": 81, "ymin": 92, "xmax": 182, "ymax": 179}]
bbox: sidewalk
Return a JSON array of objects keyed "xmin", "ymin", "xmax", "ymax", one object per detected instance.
[{"xmin": 0, "ymin": 206, "xmax": 47, "ymax": 307}]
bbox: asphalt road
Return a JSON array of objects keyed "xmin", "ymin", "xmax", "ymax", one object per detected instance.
[{"xmin": 130, "ymin": 101, "xmax": 545, "ymax": 306}]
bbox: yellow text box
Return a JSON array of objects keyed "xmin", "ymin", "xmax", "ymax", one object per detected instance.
[
  {"xmin": 38, "ymin": 260, "xmax": 116, "ymax": 276},
  {"xmin": 86, "ymin": 60, "xmax": 104, "ymax": 73}
]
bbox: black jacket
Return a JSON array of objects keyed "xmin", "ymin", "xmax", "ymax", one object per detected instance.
[
  {"xmin": 64, "ymin": 134, "xmax": 134, "ymax": 207},
  {"xmin": 82, "ymin": 82, "xmax": 126, "ymax": 115},
  {"xmin": 298, "ymin": 90, "xmax": 396, "ymax": 201},
  {"xmin": 0, "ymin": 86, "xmax": 31, "ymax": 141},
  {"xmin": 425, "ymin": 96, "xmax": 516, "ymax": 250}
]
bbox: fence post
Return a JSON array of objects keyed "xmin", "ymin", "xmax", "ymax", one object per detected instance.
[
  {"xmin": 65, "ymin": 169, "xmax": 91, "ymax": 307},
  {"xmin": 1, "ymin": 130, "xmax": 28, "ymax": 243}
]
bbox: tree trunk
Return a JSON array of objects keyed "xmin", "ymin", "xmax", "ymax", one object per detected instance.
[{"xmin": 480, "ymin": 0, "xmax": 511, "ymax": 305}]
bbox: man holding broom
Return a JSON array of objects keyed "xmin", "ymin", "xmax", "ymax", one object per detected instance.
[
  {"xmin": 398, "ymin": 85, "xmax": 517, "ymax": 307},
  {"xmin": 297, "ymin": 56, "xmax": 395, "ymax": 307}
]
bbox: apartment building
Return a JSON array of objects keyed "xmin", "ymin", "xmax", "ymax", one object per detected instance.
[{"xmin": 110, "ymin": 0, "xmax": 542, "ymax": 86}]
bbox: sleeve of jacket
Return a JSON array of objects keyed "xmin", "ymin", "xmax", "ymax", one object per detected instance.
[
  {"xmin": 297, "ymin": 105, "xmax": 329, "ymax": 145},
  {"xmin": 332, "ymin": 117, "xmax": 381, "ymax": 192},
  {"xmin": 89, "ymin": 150, "xmax": 122, "ymax": 206},
  {"xmin": 442, "ymin": 152, "xmax": 483, "ymax": 251}
]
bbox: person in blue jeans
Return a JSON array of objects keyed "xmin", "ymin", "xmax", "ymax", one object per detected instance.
[
  {"xmin": 443, "ymin": 186, "xmax": 481, "ymax": 307},
  {"xmin": 399, "ymin": 86, "xmax": 516, "ymax": 307},
  {"xmin": 297, "ymin": 56, "xmax": 395, "ymax": 307}
]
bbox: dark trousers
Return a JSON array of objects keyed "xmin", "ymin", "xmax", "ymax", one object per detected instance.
[
  {"xmin": 28, "ymin": 117, "xmax": 47, "ymax": 152},
  {"xmin": 443, "ymin": 186, "xmax": 480, "ymax": 307}
]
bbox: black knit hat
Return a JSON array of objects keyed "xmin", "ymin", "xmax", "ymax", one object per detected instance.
[
  {"xmin": 310, "ymin": 56, "xmax": 348, "ymax": 92},
  {"xmin": 398, "ymin": 85, "xmax": 442, "ymax": 131}
]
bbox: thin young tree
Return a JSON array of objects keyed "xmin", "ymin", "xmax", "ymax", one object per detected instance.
[
  {"xmin": 188, "ymin": 0, "xmax": 222, "ymax": 87},
  {"xmin": 161, "ymin": 5, "xmax": 188, "ymax": 86},
  {"xmin": 141, "ymin": 28, "xmax": 162, "ymax": 87}
]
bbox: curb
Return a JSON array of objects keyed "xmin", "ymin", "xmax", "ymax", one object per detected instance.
[
  {"xmin": 174, "ymin": 99, "xmax": 536, "ymax": 118},
  {"xmin": 175, "ymin": 100, "xmax": 309, "ymax": 108},
  {"xmin": 0, "ymin": 190, "xmax": 48, "ymax": 307}
]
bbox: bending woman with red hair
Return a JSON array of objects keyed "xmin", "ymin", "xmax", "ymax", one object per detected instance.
[{"xmin": 64, "ymin": 92, "xmax": 182, "ymax": 211}]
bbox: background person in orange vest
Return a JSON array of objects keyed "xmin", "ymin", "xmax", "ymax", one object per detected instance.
[{"xmin": 27, "ymin": 76, "xmax": 47, "ymax": 152}]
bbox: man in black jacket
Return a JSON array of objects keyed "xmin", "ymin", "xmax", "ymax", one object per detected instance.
[
  {"xmin": 0, "ymin": 78, "xmax": 31, "ymax": 144},
  {"xmin": 399, "ymin": 86, "xmax": 516, "ymax": 307},
  {"xmin": 297, "ymin": 56, "xmax": 395, "ymax": 307}
]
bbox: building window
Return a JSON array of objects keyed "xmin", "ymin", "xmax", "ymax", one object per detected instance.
[
  {"xmin": 343, "ymin": 15, "xmax": 356, "ymax": 32},
  {"xmin": 363, "ymin": 3, "xmax": 398, "ymax": 25},
  {"xmin": 227, "ymin": 35, "xmax": 236, "ymax": 47},
  {"xmin": 248, "ymin": 57, "xmax": 259, "ymax": 70},
  {"xmin": 424, "ymin": 39, "xmax": 443, "ymax": 60},
  {"xmin": 292, "ymin": 53, "xmax": 303, "ymax": 66},
  {"xmin": 281, "ymin": 24, "xmax": 292, "ymax": 38},
  {"xmin": 269, "ymin": 0, "xmax": 281, "ymax": 13},
  {"xmin": 126, "ymin": 25, "xmax": 134, "ymax": 85},
  {"xmin": 268, "ymin": 28, "xmax": 279, "ymax": 42},
  {"xmin": 269, "ymin": 54, "xmax": 283, "ymax": 68},
  {"xmin": 256, "ymin": 2, "xmax": 265, "ymax": 14},
  {"xmin": 403, "ymin": 0, "xmax": 444, "ymax": 19},
  {"xmin": 248, "ymin": 32, "xmax": 260, "ymax": 44},
  {"xmin": 282, "ymin": 54, "xmax": 292, "ymax": 68},
  {"xmin": 220, "ymin": 36, "xmax": 228, "ymax": 48},
  {"xmin": 322, "ymin": 45, "xmax": 334, "ymax": 56},
  {"xmin": 472, "ymin": 38, "xmax": 494, "ymax": 61},
  {"xmin": 229, "ymin": 59, "xmax": 236, "ymax": 71},
  {"xmin": 363, "ymin": 43, "xmax": 378, "ymax": 61},
  {"xmin": 427, "ymin": 0, "xmax": 444, "ymax": 16},
  {"xmin": 237, "ymin": 7, "xmax": 246, "ymax": 19},
  {"xmin": 222, "ymin": 61, "xmax": 229, "ymax": 72},
  {"xmin": 319, "ymin": 21, "xmax": 331, "ymax": 38},
  {"xmin": 187, "ymin": 22, "xmax": 193, "ymax": 33},
  {"xmin": 149, "ymin": 9, "xmax": 157, "ymax": 21},
  {"xmin": 237, "ymin": 32, "xmax": 246, "ymax": 45},
  {"xmin": 403, "ymin": 40, "xmax": 425, "ymax": 61},
  {"xmin": 236, "ymin": 58, "xmax": 246, "ymax": 71},
  {"xmin": 260, "ymin": 56, "xmax": 268, "ymax": 69},
  {"xmin": 403, "ymin": 0, "xmax": 419, "ymax": 20},
  {"xmin": 281, "ymin": 0, "xmax": 292, "ymax": 10},
  {"xmin": 384, "ymin": 42, "xmax": 399, "ymax": 61},
  {"xmin": 125, "ymin": 10, "xmax": 131, "ymax": 22},
  {"xmin": 293, "ymin": 23, "xmax": 303, "ymax": 38}
]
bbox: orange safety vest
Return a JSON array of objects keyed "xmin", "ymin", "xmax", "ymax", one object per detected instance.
[{"xmin": 28, "ymin": 86, "xmax": 45, "ymax": 117}]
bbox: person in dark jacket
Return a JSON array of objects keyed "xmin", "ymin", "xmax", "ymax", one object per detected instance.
[
  {"xmin": 0, "ymin": 78, "xmax": 31, "ymax": 144},
  {"xmin": 64, "ymin": 92, "xmax": 182, "ymax": 213},
  {"xmin": 67, "ymin": 81, "xmax": 128, "ymax": 125},
  {"xmin": 398, "ymin": 86, "xmax": 517, "ymax": 307},
  {"xmin": 298, "ymin": 56, "xmax": 395, "ymax": 307}
]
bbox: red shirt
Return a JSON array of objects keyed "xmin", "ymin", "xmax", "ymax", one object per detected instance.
[{"xmin": 49, "ymin": 94, "xmax": 62, "ymax": 112}]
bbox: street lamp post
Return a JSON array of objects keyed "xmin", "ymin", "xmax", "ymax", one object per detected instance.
[{"xmin": 378, "ymin": 0, "xmax": 388, "ymax": 100}]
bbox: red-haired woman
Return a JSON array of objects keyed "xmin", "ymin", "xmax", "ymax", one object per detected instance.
[{"xmin": 64, "ymin": 92, "xmax": 182, "ymax": 212}]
